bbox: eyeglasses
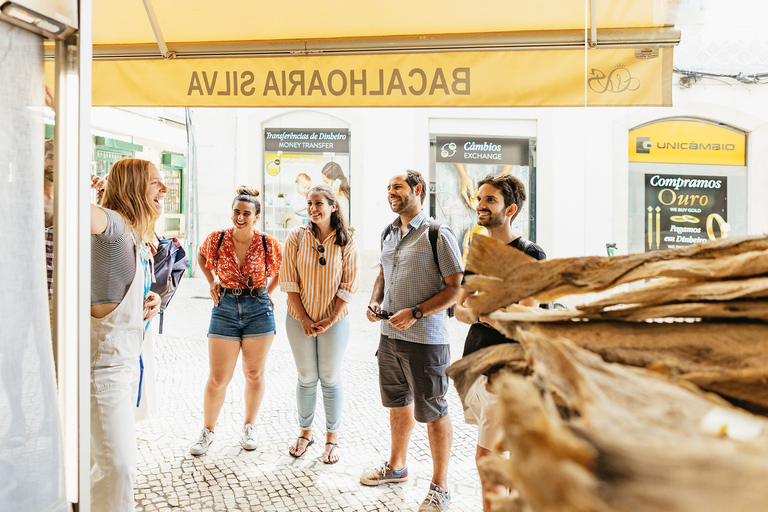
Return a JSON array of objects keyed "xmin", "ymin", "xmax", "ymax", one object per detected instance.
[{"xmin": 316, "ymin": 244, "xmax": 326, "ymax": 266}]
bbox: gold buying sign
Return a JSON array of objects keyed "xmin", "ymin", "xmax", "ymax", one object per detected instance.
[{"xmin": 644, "ymin": 172, "xmax": 729, "ymax": 252}]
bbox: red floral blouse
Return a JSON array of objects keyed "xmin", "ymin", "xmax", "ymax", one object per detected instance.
[{"xmin": 200, "ymin": 228, "xmax": 283, "ymax": 289}]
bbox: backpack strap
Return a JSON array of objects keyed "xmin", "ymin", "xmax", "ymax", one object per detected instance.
[
  {"xmin": 380, "ymin": 224, "xmax": 393, "ymax": 251},
  {"xmin": 261, "ymin": 233, "xmax": 269, "ymax": 277},
  {"xmin": 426, "ymin": 219, "xmax": 456, "ymax": 317},
  {"xmin": 427, "ymin": 219, "xmax": 441, "ymax": 276},
  {"xmin": 212, "ymin": 229, "xmax": 226, "ymax": 274}
]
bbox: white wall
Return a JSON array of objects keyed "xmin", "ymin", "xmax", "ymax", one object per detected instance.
[{"xmin": 183, "ymin": 77, "xmax": 768, "ymax": 291}]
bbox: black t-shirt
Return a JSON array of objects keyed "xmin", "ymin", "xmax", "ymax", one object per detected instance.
[{"xmin": 462, "ymin": 236, "xmax": 546, "ymax": 357}]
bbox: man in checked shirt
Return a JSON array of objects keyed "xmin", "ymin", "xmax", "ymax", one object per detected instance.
[{"xmin": 361, "ymin": 170, "xmax": 463, "ymax": 512}]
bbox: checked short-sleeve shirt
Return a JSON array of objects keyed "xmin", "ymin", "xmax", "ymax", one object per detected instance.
[{"xmin": 380, "ymin": 210, "xmax": 463, "ymax": 345}]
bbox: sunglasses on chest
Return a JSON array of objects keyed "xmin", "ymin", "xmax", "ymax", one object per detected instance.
[{"xmin": 314, "ymin": 244, "xmax": 326, "ymax": 266}]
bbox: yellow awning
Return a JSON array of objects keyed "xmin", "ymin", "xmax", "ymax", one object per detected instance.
[
  {"xmin": 50, "ymin": 0, "xmax": 680, "ymax": 107},
  {"xmin": 92, "ymin": 0, "xmax": 665, "ymax": 47}
]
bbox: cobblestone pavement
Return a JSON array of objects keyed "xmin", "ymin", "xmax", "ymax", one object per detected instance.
[{"xmin": 135, "ymin": 277, "xmax": 481, "ymax": 511}]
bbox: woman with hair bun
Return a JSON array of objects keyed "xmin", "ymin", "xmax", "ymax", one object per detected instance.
[
  {"xmin": 279, "ymin": 184, "xmax": 359, "ymax": 464},
  {"xmin": 191, "ymin": 186, "xmax": 282, "ymax": 456},
  {"xmin": 90, "ymin": 158, "xmax": 165, "ymax": 511}
]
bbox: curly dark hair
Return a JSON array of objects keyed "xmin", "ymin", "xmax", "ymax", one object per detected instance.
[{"xmin": 477, "ymin": 173, "xmax": 526, "ymax": 222}]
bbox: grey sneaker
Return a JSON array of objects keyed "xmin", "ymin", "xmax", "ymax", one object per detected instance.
[
  {"xmin": 240, "ymin": 423, "xmax": 258, "ymax": 450},
  {"xmin": 418, "ymin": 482, "xmax": 451, "ymax": 512},
  {"xmin": 360, "ymin": 461, "xmax": 409, "ymax": 486},
  {"xmin": 190, "ymin": 428, "xmax": 214, "ymax": 455}
]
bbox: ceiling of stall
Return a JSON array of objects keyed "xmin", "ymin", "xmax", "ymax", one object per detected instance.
[{"xmin": 91, "ymin": 0, "xmax": 664, "ymax": 47}]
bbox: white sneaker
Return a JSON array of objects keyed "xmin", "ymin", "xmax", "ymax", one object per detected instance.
[
  {"xmin": 240, "ymin": 423, "xmax": 258, "ymax": 450},
  {"xmin": 190, "ymin": 428, "xmax": 214, "ymax": 456}
]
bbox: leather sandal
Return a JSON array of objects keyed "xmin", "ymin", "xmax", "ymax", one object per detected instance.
[
  {"xmin": 289, "ymin": 435, "xmax": 314, "ymax": 458},
  {"xmin": 323, "ymin": 442, "xmax": 340, "ymax": 465}
]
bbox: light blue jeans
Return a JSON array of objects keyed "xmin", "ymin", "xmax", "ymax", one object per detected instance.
[{"xmin": 285, "ymin": 314, "xmax": 350, "ymax": 432}]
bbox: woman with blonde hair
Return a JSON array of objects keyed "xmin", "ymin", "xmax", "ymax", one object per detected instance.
[
  {"xmin": 191, "ymin": 186, "xmax": 283, "ymax": 456},
  {"xmin": 279, "ymin": 184, "xmax": 359, "ymax": 464},
  {"xmin": 90, "ymin": 158, "xmax": 165, "ymax": 511}
]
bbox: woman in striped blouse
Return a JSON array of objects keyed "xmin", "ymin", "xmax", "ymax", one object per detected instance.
[{"xmin": 279, "ymin": 184, "xmax": 360, "ymax": 464}]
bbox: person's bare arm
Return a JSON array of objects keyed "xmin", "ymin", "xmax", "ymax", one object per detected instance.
[
  {"xmin": 287, "ymin": 291, "xmax": 316, "ymax": 336},
  {"xmin": 366, "ymin": 268, "xmax": 385, "ymax": 323},
  {"xmin": 388, "ymin": 271, "xmax": 462, "ymax": 330},
  {"xmin": 197, "ymin": 249, "xmax": 221, "ymax": 306},
  {"xmin": 91, "ymin": 204, "xmax": 108, "ymax": 234},
  {"xmin": 454, "ymin": 287, "xmax": 474, "ymax": 324},
  {"xmin": 311, "ymin": 297, "xmax": 348, "ymax": 334}
]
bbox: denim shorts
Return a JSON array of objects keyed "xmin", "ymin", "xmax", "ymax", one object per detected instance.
[
  {"xmin": 376, "ymin": 334, "xmax": 450, "ymax": 423},
  {"xmin": 207, "ymin": 289, "xmax": 276, "ymax": 341}
]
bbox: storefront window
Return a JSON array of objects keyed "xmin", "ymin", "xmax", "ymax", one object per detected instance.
[
  {"xmin": 263, "ymin": 128, "xmax": 351, "ymax": 243},
  {"xmin": 432, "ymin": 135, "xmax": 535, "ymax": 261},
  {"xmin": 628, "ymin": 118, "xmax": 747, "ymax": 253}
]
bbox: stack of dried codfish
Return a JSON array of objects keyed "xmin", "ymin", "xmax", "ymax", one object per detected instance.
[
  {"xmin": 462, "ymin": 233, "xmax": 768, "ymax": 415},
  {"xmin": 447, "ymin": 233, "xmax": 768, "ymax": 511},
  {"xmin": 448, "ymin": 333, "xmax": 768, "ymax": 512}
]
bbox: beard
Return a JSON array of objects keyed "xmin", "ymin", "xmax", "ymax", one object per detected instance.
[
  {"xmin": 389, "ymin": 193, "xmax": 418, "ymax": 214},
  {"xmin": 477, "ymin": 209, "xmax": 506, "ymax": 229}
]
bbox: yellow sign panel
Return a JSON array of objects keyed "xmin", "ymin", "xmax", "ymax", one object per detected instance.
[
  {"xmin": 629, "ymin": 119, "xmax": 746, "ymax": 166},
  {"xmin": 87, "ymin": 48, "xmax": 672, "ymax": 108}
]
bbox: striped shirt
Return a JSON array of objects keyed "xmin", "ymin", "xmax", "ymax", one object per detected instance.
[
  {"xmin": 380, "ymin": 210, "xmax": 463, "ymax": 345},
  {"xmin": 91, "ymin": 207, "xmax": 137, "ymax": 305},
  {"xmin": 279, "ymin": 225, "xmax": 360, "ymax": 323},
  {"xmin": 45, "ymin": 226, "xmax": 54, "ymax": 300}
]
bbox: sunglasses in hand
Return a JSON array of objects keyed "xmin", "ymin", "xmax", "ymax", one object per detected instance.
[{"xmin": 368, "ymin": 306, "xmax": 390, "ymax": 320}]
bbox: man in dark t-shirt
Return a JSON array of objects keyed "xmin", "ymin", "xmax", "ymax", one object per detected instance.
[
  {"xmin": 454, "ymin": 173, "xmax": 546, "ymax": 512},
  {"xmin": 461, "ymin": 235, "xmax": 545, "ymax": 357}
]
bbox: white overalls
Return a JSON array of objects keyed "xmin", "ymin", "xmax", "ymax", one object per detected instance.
[{"xmin": 90, "ymin": 237, "xmax": 150, "ymax": 512}]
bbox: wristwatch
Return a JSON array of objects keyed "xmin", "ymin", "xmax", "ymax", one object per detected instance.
[{"xmin": 411, "ymin": 306, "xmax": 423, "ymax": 319}]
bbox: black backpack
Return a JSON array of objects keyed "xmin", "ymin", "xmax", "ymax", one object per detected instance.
[
  {"xmin": 151, "ymin": 235, "xmax": 190, "ymax": 334},
  {"xmin": 380, "ymin": 218, "xmax": 455, "ymax": 317}
]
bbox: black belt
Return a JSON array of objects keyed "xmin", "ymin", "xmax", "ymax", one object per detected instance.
[{"xmin": 221, "ymin": 287, "xmax": 266, "ymax": 298}]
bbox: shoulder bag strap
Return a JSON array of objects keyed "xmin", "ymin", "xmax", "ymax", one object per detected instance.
[{"xmin": 213, "ymin": 229, "xmax": 225, "ymax": 274}]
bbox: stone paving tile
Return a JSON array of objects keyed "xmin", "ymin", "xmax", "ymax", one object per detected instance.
[{"xmin": 135, "ymin": 277, "xmax": 482, "ymax": 511}]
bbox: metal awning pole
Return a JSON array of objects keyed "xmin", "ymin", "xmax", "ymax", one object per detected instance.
[
  {"xmin": 141, "ymin": 0, "xmax": 174, "ymax": 58},
  {"xmin": 590, "ymin": 0, "xmax": 597, "ymax": 48}
]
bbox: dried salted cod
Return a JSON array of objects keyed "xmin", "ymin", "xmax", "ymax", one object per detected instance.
[
  {"xmin": 486, "ymin": 319, "xmax": 768, "ymax": 414},
  {"xmin": 445, "ymin": 342, "xmax": 526, "ymax": 399},
  {"xmin": 470, "ymin": 334, "xmax": 768, "ymax": 512},
  {"xmin": 464, "ymin": 234, "xmax": 768, "ymax": 314},
  {"xmin": 483, "ymin": 298, "xmax": 768, "ymax": 324},
  {"xmin": 578, "ymin": 276, "xmax": 768, "ymax": 313}
]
